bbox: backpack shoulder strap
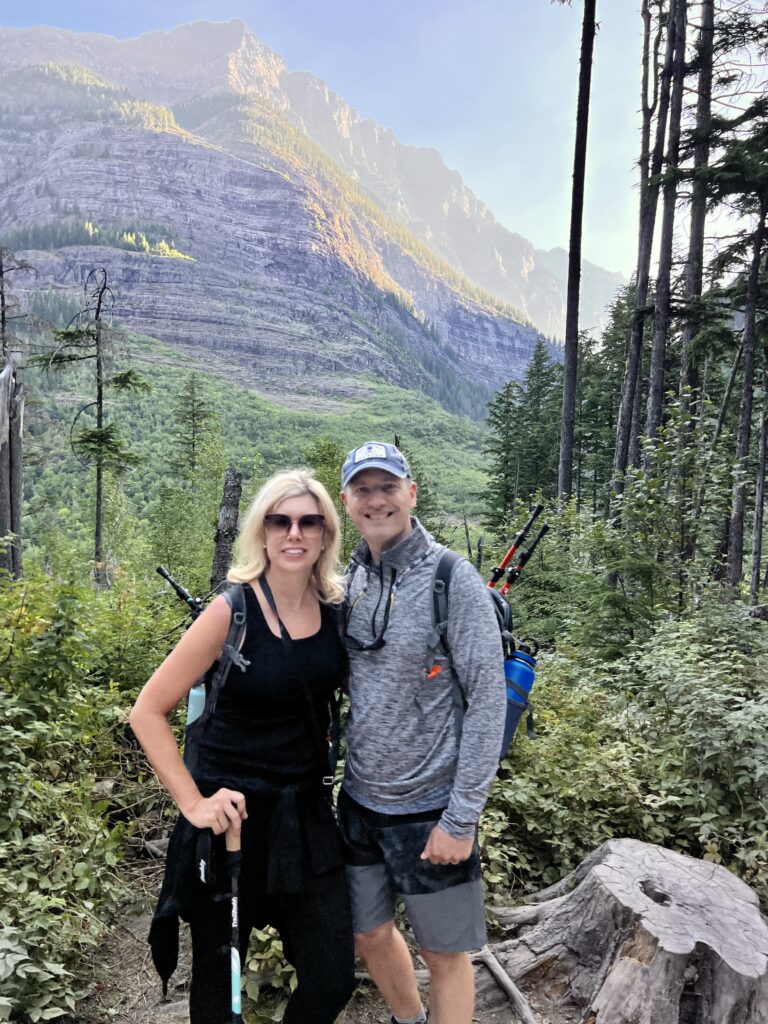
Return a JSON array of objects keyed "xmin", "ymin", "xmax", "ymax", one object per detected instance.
[
  {"xmin": 195, "ymin": 583, "xmax": 249, "ymax": 732},
  {"xmin": 427, "ymin": 548, "xmax": 467, "ymax": 743},
  {"xmin": 428, "ymin": 547, "xmax": 466, "ymax": 660}
]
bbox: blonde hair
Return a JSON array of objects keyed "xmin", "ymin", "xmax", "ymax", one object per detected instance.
[{"xmin": 227, "ymin": 470, "xmax": 344, "ymax": 603}]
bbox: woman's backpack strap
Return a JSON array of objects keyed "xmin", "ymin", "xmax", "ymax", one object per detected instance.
[{"xmin": 193, "ymin": 584, "xmax": 249, "ymax": 734}]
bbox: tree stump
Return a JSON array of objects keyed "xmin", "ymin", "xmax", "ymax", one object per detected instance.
[{"xmin": 485, "ymin": 838, "xmax": 768, "ymax": 1024}]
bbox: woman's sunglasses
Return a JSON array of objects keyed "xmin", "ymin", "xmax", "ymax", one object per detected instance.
[{"xmin": 264, "ymin": 513, "xmax": 325, "ymax": 536}]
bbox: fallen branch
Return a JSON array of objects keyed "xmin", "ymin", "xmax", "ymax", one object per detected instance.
[{"xmin": 472, "ymin": 944, "xmax": 539, "ymax": 1024}]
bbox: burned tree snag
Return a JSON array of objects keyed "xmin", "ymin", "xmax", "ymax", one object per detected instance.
[
  {"xmin": 210, "ymin": 465, "xmax": 242, "ymax": 592},
  {"xmin": 0, "ymin": 358, "xmax": 24, "ymax": 577}
]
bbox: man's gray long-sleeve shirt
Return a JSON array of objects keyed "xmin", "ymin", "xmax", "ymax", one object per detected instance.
[{"xmin": 342, "ymin": 519, "xmax": 506, "ymax": 840}]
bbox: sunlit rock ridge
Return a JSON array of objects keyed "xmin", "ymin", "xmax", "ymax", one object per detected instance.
[{"xmin": 0, "ymin": 19, "xmax": 622, "ymax": 411}]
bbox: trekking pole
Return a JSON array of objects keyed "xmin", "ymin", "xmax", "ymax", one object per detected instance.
[
  {"xmin": 156, "ymin": 566, "xmax": 211, "ymax": 729},
  {"xmin": 156, "ymin": 565, "xmax": 204, "ymax": 620},
  {"xmin": 499, "ymin": 523, "xmax": 550, "ymax": 597},
  {"xmin": 487, "ymin": 504, "xmax": 544, "ymax": 588},
  {"xmin": 225, "ymin": 824, "xmax": 244, "ymax": 1024}
]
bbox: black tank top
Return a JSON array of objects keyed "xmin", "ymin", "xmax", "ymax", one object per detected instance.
[{"xmin": 195, "ymin": 585, "xmax": 345, "ymax": 790}]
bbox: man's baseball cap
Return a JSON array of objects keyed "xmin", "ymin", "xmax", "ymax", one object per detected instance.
[{"xmin": 341, "ymin": 441, "xmax": 411, "ymax": 489}]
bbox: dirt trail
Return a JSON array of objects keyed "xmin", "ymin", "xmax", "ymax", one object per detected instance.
[{"xmin": 76, "ymin": 859, "xmax": 563, "ymax": 1024}]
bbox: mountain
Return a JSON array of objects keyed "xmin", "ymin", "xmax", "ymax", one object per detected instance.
[
  {"xmin": 281, "ymin": 72, "xmax": 624, "ymax": 337},
  {"xmin": 0, "ymin": 21, "xmax": 622, "ymax": 414}
]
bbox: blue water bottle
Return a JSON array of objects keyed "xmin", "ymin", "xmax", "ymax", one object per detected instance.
[{"xmin": 500, "ymin": 641, "xmax": 537, "ymax": 758}]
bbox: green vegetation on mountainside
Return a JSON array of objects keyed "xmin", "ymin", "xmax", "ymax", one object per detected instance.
[
  {"xmin": 0, "ymin": 62, "xmax": 182, "ymax": 134},
  {"xmin": 2, "ymin": 220, "xmax": 193, "ymax": 260},
  {"xmin": 24, "ymin": 329, "xmax": 488, "ymax": 556}
]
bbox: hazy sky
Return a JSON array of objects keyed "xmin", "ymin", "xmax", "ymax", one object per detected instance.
[{"xmin": 3, "ymin": 1, "xmax": 643, "ymax": 276}]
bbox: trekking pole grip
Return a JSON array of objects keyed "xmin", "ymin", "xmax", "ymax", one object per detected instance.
[{"xmin": 225, "ymin": 824, "xmax": 242, "ymax": 854}]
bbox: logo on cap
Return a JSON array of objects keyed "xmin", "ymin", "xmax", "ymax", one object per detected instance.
[{"xmin": 354, "ymin": 442, "xmax": 387, "ymax": 464}]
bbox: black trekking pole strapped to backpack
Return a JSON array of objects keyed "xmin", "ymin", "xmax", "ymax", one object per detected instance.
[
  {"xmin": 488, "ymin": 518, "xmax": 549, "ymax": 752},
  {"xmin": 156, "ymin": 565, "xmax": 205, "ymax": 620},
  {"xmin": 155, "ymin": 567, "xmax": 249, "ymax": 772},
  {"xmin": 487, "ymin": 503, "xmax": 544, "ymax": 589},
  {"xmin": 428, "ymin": 507, "xmax": 549, "ymax": 760},
  {"xmin": 483, "ymin": 508, "xmax": 550, "ymax": 753}
]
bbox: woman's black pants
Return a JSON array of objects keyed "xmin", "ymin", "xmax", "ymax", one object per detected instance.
[{"xmin": 188, "ymin": 859, "xmax": 355, "ymax": 1023}]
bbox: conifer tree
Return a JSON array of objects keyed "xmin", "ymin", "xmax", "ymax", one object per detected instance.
[
  {"xmin": 577, "ymin": 290, "xmax": 634, "ymax": 513},
  {"xmin": 301, "ymin": 436, "xmax": 358, "ymax": 560},
  {"xmin": 151, "ymin": 426, "xmax": 229, "ymax": 595},
  {"xmin": 482, "ymin": 380, "xmax": 520, "ymax": 538},
  {"xmin": 33, "ymin": 268, "xmax": 149, "ymax": 586},
  {"xmin": 169, "ymin": 373, "xmax": 214, "ymax": 483},
  {"xmin": 483, "ymin": 339, "xmax": 562, "ymax": 536}
]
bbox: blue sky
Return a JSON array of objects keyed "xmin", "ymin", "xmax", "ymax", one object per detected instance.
[{"xmin": 3, "ymin": 1, "xmax": 643, "ymax": 276}]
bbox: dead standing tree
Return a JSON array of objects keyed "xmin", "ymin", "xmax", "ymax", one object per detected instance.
[
  {"xmin": 0, "ymin": 249, "xmax": 33, "ymax": 578},
  {"xmin": 556, "ymin": 0, "xmax": 598, "ymax": 500},
  {"xmin": 34, "ymin": 268, "xmax": 149, "ymax": 586},
  {"xmin": 210, "ymin": 465, "xmax": 242, "ymax": 592}
]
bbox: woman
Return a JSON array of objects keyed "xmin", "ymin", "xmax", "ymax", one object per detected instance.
[{"xmin": 130, "ymin": 470, "xmax": 356, "ymax": 1024}]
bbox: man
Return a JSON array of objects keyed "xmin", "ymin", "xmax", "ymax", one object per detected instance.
[{"xmin": 338, "ymin": 441, "xmax": 506, "ymax": 1024}]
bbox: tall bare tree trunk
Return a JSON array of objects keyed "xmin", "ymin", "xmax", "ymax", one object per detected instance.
[
  {"xmin": 0, "ymin": 251, "xmax": 28, "ymax": 578},
  {"xmin": 9, "ymin": 373, "xmax": 23, "ymax": 578},
  {"xmin": 644, "ymin": 0, "xmax": 687, "ymax": 451},
  {"xmin": 727, "ymin": 197, "xmax": 767, "ymax": 585},
  {"xmin": 751, "ymin": 344, "xmax": 768, "ymax": 604},
  {"xmin": 679, "ymin": 0, "xmax": 714, "ymax": 401},
  {"xmin": 92, "ymin": 274, "xmax": 108, "ymax": 588},
  {"xmin": 558, "ymin": 0, "xmax": 597, "ymax": 499},
  {"xmin": 613, "ymin": 0, "xmax": 675, "ymax": 489},
  {"xmin": 210, "ymin": 466, "xmax": 242, "ymax": 592},
  {"xmin": 0, "ymin": 360, "xmax": 23, "ymax": 577},
  {"xmin": 0, "ymin": 360, "xmax": 12, "ymax": 574},
  {"xmin": 678, "ymin": 0, "xmax": 714, "ymax": 569},
  {"xmin": 628, "ymin": 347, "xmax": 644, "ymax": 468}
]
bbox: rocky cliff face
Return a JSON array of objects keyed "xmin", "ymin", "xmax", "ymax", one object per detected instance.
[
  {"xmin": 0, "ymin": 20, "xmax": 623, "ymax": 335},
  {"xmin": 0, "ymin": 67, "xmax": 536, "ymax": 414},
  {"xmin": 0, "ymin": 21, "xmax": 618, "ymax": 413},
  {"xmin": 280, "ymin": 69, "xmax": 624, "ymax": 336}
]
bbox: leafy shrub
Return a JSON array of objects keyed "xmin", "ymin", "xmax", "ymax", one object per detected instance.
[
  {"xmin": 244, "ymin": 928, "xmax": 296, "ymax": 1021},
  {"xmin": 0, "ymin": 572, "xmax": 176, "ymax": 1021},
  {"xmin": 482, "ymin": 594, "xmax": 768, "ymax": 904}
]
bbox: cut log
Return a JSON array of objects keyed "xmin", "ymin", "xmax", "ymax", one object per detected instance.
[{"xmin": 486, "ymin": 838, "xmax": 768, "ymax": 1024}]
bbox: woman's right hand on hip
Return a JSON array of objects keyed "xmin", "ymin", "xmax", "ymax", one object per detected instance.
[{"xmin": 182, "ymin": 788, "xmax": 248, "ymax": 834}]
